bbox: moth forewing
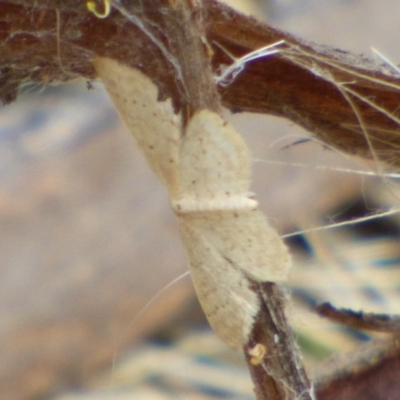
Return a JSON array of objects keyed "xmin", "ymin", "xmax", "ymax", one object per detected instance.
[
  {"xmin": 93, "ymin": 57, "xmax": 181, "ymax": 190},
  {"xmin": 181, "ymin": 210, "xmax": 290, "ymax": 283},
  {"xmin": 177, "ymin": 110, "xmax": 252, "ymax": 201},
  {"xmin": 178, "ymin": 217, "xmax": 260, "ymax": 350},
  {"xmin": 176, "ymin": 110, "xmax": 290, "ymax": 283}
]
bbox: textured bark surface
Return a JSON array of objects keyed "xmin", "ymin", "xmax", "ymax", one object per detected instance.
[
  {"xmin": 314, "ymin": 338, "xmax": 400, "ymax": 400},
  {"xmin": 316, "ymin": 302, "xmax": 400, "ymax": 333},
  {"xmin": 245, "ymin": 283, "xmax": 311, "ymax": 400},
  {"xmin": 1, "ymin": 0, "xmax": 400, "ymax": 163}
]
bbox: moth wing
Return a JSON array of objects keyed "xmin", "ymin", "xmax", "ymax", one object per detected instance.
[
  {"xmin": 183, "ymin": 210, "xmax": 290, "ymax": 283},
  {"xmin": 94, "ymin": 57, "xmax": 181, "ymax": 190},
  {"xmin": 178, "ymin": 109, "xmax": 290, "ymax": 282},
  {"xmin": 178, "ymin": 110, "xmax": 251, "ymax": 200},
  {"xmin": 178, "ymin": 218, "xmax": 260, "ymax": 350}
]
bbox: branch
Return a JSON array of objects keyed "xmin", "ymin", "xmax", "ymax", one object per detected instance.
[
  {"xmin": 315, "ymin": 302, "xmax": 400, "ymax": 333},
  {"xmin": 1, "ymin": 0, "xmax": 400, "ymax": 163},
  {"xmin": 314, "ymin": 337, "xmax": 400, "ymax": 400},
  {"xmin": 245, "ymin": 283, "xmax": 311, "ymax": 400}
]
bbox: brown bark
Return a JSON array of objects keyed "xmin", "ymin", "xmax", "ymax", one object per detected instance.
[
  {"xmin": 245, "ymin": 283, "xmax": 312, "ymax": 400},
  {"xmin": 314, "ymin": 337, "xmax": 400, "ymax": 400},
  {"xmin": 1, "ymin": 0, "xmax": 400, "ymax": 163},
  {"xmin": 315, "ymin": 302, "xmax": 400, "ymax": 333}
]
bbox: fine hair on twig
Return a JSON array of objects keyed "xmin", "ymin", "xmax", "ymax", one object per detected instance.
[
  {"xmin": 279, "ymin": 44, "xmax": 400, "ymax": 175},
  {"xmin": 214, "ymin": 39, "xmax": 287, "ymax": 86}
]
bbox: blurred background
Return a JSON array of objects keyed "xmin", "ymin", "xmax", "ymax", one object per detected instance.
[{"xmin": 1, "ymin": 0, "xmax": 400, "ymax": 399}]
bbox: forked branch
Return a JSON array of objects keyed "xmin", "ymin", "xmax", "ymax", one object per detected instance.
[{"xmin": 1, "ymin": 0, "xmax": 400, "ymax": 164}]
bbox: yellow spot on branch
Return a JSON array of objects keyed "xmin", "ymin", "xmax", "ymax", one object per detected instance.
[{"xmin": 86, "ymin": 0, "xmax": 111, "ymax": 19}]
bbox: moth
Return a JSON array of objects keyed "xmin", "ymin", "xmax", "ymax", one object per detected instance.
[{"xmin": 94, "ymin": 57, "xmax": 291, "ymax": 350}]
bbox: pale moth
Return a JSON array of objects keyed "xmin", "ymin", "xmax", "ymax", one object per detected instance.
[{"xmin": 94, "ymin": 57, "xmax": 291, "ymax": 350}]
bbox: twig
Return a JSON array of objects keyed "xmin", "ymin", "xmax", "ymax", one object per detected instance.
[
  {"xmin": 246, "ymin": 283, "xmax": 313, "ymax": 400},
  {"xmin": 315, "ymin": 302, "xmax": 400, "ymax": 333}
]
